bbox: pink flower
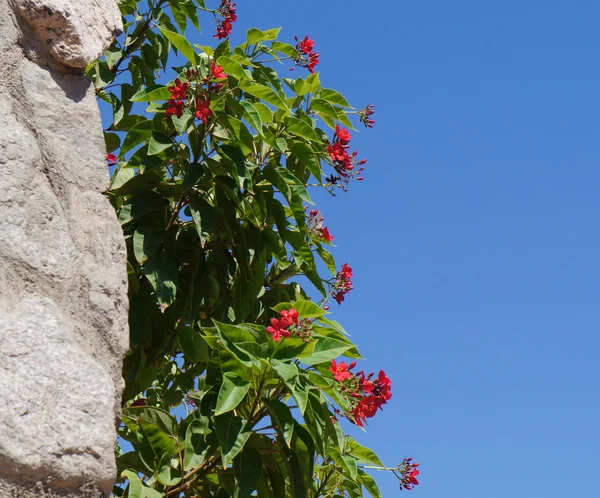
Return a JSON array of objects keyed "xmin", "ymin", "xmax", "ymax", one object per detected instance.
[{"xmin": 265, "ymin": 317, "xmax": 292, "ymax": 342}]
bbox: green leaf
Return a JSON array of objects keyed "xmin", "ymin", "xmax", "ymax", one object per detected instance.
[
  {"xmin": 105, "ymin": 132, "xmax": 120, "ymax": 153},
  {"xmin": 217, "ymin": 56, "xmax": 249, "ymax": 80},
  {"xmin": 215, "ymin": 372, "xmax": 251, "ymax": 416},
  {"xmin": 320, "ymin": 87, "xmax": 351, "ymax": 107},
  {"xmin": 142, "ymin": 254, "xmax": 178, "ymax": 308},
  {"xmin": 158, "ymin": 26, "xmax": 199, "ymax": 64},
  {"xmin": 271, "ymin": 41, "xmax": 297, "ymax": 57},
  {"xmin": 304, "ymin": 267, "xmax": 327, "ymax": 297},
  {"xmin": 240, "ymin": 82, "xmax": 290, "ymax": 114},
  {"xmin": 275, "ymin": 168, "xmax": 313, "ymax": 204},
  {"xmin": 253, "ymin": 102, "xmax": 273, "ymax": 124},
  {"xmin": 267, "ymin": 400, "xmax": 294, "ymax": 447},
  {"xmin": 238, "ymin": 100, "xmax": 263, "ymax": 132},
  {"xmin": 358, "ymin": 470, "xmax": 383, "ymax": 498},
  {"xmin": 316, "ymin": 245, "xmax": 336, "ymax": 275},
  {"xmin": 233, "ymin": 446, "xmax": 263, "ymax": 498},
  {"xmin": 121, "ymin": 470, "xmax": 143, "ymax": 498},
  {"xmin": 291, "ymin": 142, "xmax": 322, "ymax": 180},
  {"xmin": 183, "ymin": 419, "xmax": 209, "ymax": 470},
  {"xmin": 148, "ymin": 132, "xmax": 173, "ymax": 156},
  {"xmin": 263, "ymin": 228, "xmax": 289, "ymax": 266},
  {"xmin": 290, "ymin": 424, "xmax": 315, "ymax": 496},
  {"xmin": 346, "ymin": 438, "xmax": 385, "ymax": 467},
  {"xmin": 120, "ymin": 120, "xmax": 153, "ymax": 155},
  {"xmin": 178, "ymin": 326, "xmax": 210, "ymax": 364},
  {"xmin": 215, "ymin": 414, "xmax": 252, "ymax": 467},
  {"xmin": 328, "ymin": 447, "xmax": 358, "ymax": 480},
  {"xmin": 130, "ymin": 85, "xmax": 172, "ymax": 102},
  {"xmin": 246, "ymin": 27, "xmax": 280, "ymax": 44},
  {"xmin": 297, "ymin": 337, "xmax": 353, "ymax": 365},
  {"xmin": 293, "ymin": 300, "xmax": 327, "ymax": 318},
  {"xmin": 287, "ymin": 117, "xmax": 321, "ymax": 142},
  {"xmin": 156, "ymin": 453, "xmax": 182, "ymax": 486},
  {"xmin": 189, "ymin": 196, "xmax": 214, "ymax": 248}
]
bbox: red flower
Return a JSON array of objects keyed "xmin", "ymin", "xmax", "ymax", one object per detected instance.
[
  {"xmin": 328, "ymin": 142, "xmax": 348, "ymax": 162},
  {"xmin": 340, "ymin": 263, "xmax": 353, "ymax": 280},
  {"xmin": 298, "ymin": 36, "xmax": 315, "ymax": 54},
  {"xmin": 168, "ymin": 78, "xmax": 189, "ymax": 100},
  {"xmin": 106, "ymin": 153, "xmax": 117, "ymax": 166},
  {"xmin": 279, "ymin": 308, "xmax": 299, "ymax": 326},
  {"xmin": 359, "ymin": 104, "xmax": 375, "ymax": 128},
  {"xmin": 335, "ymin": 124, "xmax": 352, "ymax": 145},
  {"xmin": 333, "ymin": 263, "xmax": 353, "ymax": 304},
  {"xmin": 400, "ymin": 458, "xmax": 421, "ymax": 490},
  {"xmin": 307, "ymin": 52, "xmax": 320, "ymax": 73},
  {"xmin": 166, "ymin": 99, "xmax": 184, "ymax": 118},
  {"xmin": 376, "ymin": 370, "xmax": 392, "ymax": 401},
  {"xmin": 293, "ymin": 35, "xmax": 320, "ymax": 73},
  {"xmin": 318, "ymin": 226, "xmax": 334, "ymax": 242},
  {"xmin": 211, "ymin": 61, "xmax": 227, "ymax": 80},
  {"xmin": 329, "ymin": 359, "xmax": 353, "ymax": 382},
  {"xmin": 195, "ymin": 98, "xmax": 213, "ymax": 124},
  {"xmin": 265, "ymin": 317, "xmax": 291, "ymax": 342},
  {"xmin": 352, "ymin": 396, "xmax": 379, "ymax": 427},
  {"xmin": 408, "ymin": 469, "xmax": 419, "ymax": 486},
  {"xmin": 214, "ymin": 0, "xmax": 237, "ymax": 39}
]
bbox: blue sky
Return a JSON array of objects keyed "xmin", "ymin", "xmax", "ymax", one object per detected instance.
[
  {"xmin": 232, "ymin": 1, "xmax": 600, "ymax": 496},
  {"xmin": 104, "ymin": 1, "xmax": 600, "ymax": 496}
]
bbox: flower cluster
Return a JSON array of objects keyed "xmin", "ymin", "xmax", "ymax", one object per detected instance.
[
  {"xmin": 306, "ymin": 209, "xmax": 334, "ymax": 242},
  {"xmin": 266, "ymin": 308, "xmax": 299, "ymax": 342},
  {"xmin": 327, "ymin": 125, "xmax": 366, "ymax": 188},
  {"xmin": 293, "ymin": 35, "xmax": 320, "ymax": 73},
  {"xmin": 163, "ymin": 62, "xmax": 227, "ymax": 124},
  {"xmin": 333, "ymin": 263, "xmax": 353, "ymax": 304},
  {"xmin": 351, "ymin": 370, "xmax": 392, "ymax": 427},
  {"xmin": 358, "ymin": 104, "xmax": 375, "ymax": 128},
  {"xmin": 166, "ymin": 78, "xmax": 189, "ymax": 118},
  {"xmin": 398, "ymin": 458, "xmax": 420, "ymax": 491},
  {"xmin": 214, "ymin": 0, "xmax": 237, "ymax": 39},
  {"xmin": 328, "ymin": 360, "xmax": 393, "ymax": 428}
]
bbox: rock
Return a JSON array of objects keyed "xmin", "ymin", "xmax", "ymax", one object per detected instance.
[
  {"xmin": 9, "ymin": 0, "xmax": 122, "ymax": 67},
  {"xmin": 0, "ymin": 0, "xmax": 127, "ymax": 496}
]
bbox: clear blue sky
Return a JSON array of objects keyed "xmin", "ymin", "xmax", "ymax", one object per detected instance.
[
  {"xmin": 105, "ymin": 1, "xmax": 600, "ymax": 496},
  {"xmin": 233, "ymin": 1, "xmax": 600, "ymax": 496}
]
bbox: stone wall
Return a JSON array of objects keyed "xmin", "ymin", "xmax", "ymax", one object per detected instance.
[{"xmin": 0, "ymin": 1, "xmax": 128, "ymax": 496}]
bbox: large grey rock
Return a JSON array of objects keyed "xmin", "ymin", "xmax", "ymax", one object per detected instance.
[
  {"xmin": 9, "ymin": 0, "xmax": 122, "ymax": 67},
  {"xmin": 0, "ymin": 0, "xmax": 128, "ymax": 496}
]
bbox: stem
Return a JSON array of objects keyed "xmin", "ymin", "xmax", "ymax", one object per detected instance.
[
  {"xmin": 112, "ymin": 0, "xmax": 169, "ymax": 73},
  {"xmin": 166, "ymin": 196, "xmax": 185, "ymax": 231}
]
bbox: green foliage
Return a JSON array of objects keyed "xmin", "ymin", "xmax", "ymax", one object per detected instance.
[{"xmin": 93, "ymin": 1, "xmax": 409, "ymax": 496}]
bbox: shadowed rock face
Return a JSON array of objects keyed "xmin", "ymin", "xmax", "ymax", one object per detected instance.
[{"xmin": 0, "ymin": 0, "xmax": 127, "ymax": 496}]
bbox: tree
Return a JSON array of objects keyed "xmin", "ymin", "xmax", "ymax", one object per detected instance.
[{"xmin": 90, "ymin": 0, "xmax": 420, "ymax": 496}]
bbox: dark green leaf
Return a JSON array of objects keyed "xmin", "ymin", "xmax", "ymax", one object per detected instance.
[
  {"xmin": 215, "ymin": 414, "xmax": 251, "ymax": 467},
  {"xmin": 215, "ymin": 372, "xmax": 251, "ymax": 416},
  {"xmin": 233, "ymin": 446, "xmax": 263, "ymax": 498}
]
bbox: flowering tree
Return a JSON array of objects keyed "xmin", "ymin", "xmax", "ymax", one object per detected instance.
[{"xmin": 92, "ymin": 0, "xmax": 419, "ymax": 496}]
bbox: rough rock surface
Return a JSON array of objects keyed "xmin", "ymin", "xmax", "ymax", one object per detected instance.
[
  {"xmin": 0, "ymin": 0, "xmax": 127, "ymax": 496},
  {"xmin": 9, "ymin": 0, "xmax": 122, "ymax": 67}
]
